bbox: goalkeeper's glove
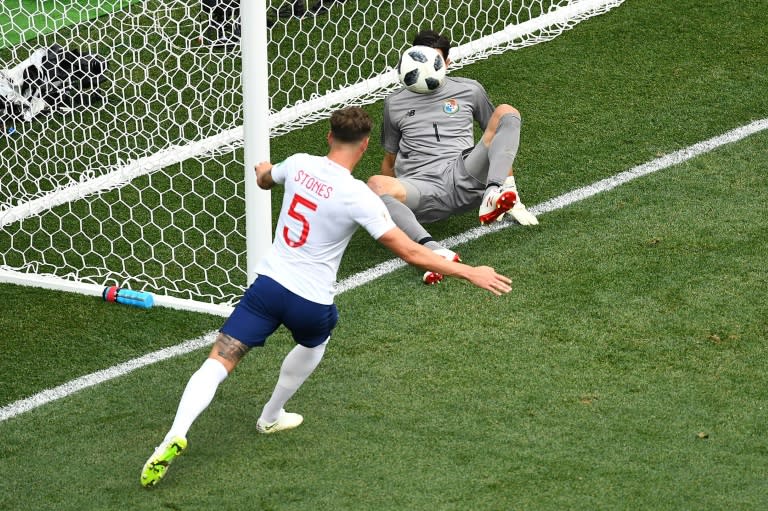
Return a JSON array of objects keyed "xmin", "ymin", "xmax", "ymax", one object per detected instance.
[{"xmin": 509, "ymin": 201, "xmax": 539, "ymax": 226}]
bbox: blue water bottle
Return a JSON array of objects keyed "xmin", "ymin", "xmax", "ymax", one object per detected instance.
[{"xmin": 102, "ymin": 286, "xmax": 154, "ymax": 309}]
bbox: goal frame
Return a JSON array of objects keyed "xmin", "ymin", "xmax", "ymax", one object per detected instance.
[{"xmin": 0, "ymin": 0, "xmax": 626, "ymax": 316}]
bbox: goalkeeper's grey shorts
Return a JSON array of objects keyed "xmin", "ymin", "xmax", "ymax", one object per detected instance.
[{"xmin": 399, "ymin": 145, "xmax": 488, "ymax": 224}]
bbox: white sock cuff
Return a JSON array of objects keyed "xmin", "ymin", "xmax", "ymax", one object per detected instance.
[{"xmin": 201, "ymin": 357, "xmax": 229, "ymax": 382}]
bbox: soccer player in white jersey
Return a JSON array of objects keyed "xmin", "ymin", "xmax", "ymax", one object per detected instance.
[
  {"xmin": 368, "ymin": 29, "xmax": 539, "ymax": 285},
  {"xmin": 140, "ymin": 107, "xmax": 512, "ymax": 488}
]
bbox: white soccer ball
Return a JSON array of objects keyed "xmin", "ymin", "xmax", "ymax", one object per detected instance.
[{"xmin": 397, "ymin": 45, "xmax": 446, "ymax": 94}]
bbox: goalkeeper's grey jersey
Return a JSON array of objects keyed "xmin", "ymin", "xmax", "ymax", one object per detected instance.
[{"xmin": 381, "ymin": 76, "xmax": 495, "ymax": 179}]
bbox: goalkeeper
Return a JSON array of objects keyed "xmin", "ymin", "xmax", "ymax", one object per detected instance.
[
  {"xmin": 368, "ymin": 29, "xmax": 539, "ymax": 285},
  {"xmin": 140, "ymin": 106, "xmax": 512, "ymax": 487}
]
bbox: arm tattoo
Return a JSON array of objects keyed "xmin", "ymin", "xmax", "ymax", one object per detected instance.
[{"xmin": 214, "ymin": 333, "xmax": 251, "ymax": 364}]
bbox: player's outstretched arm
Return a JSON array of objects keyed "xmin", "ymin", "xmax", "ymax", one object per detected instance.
[
  {"xmin": 255, "ymin": 161, "xmax": 275, "ymax": 190},
  {"xmin": 377, "ymin": 228, "xmax": 512, "ymax": 296}
]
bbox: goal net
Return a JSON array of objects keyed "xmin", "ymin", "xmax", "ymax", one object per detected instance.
[{"xmin": 0, "ymin": 0, "xmax": 625, "ymax": 315}]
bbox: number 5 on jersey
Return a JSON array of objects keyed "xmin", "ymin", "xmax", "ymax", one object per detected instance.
[{"xmin": 284, "ymin": 193, "xmax": 318, "ymax": 248}]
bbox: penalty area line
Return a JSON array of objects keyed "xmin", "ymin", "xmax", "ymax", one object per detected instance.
[{"xmin": 1, "ymin": 117, "xmax": 766, "ymax": 424}]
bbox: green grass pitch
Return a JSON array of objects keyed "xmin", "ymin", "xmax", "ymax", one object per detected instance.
[{"xmin": 1, "ymin": 0, "xmax": 767, "ymax": 509}]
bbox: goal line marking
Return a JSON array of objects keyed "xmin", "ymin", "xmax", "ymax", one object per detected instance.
[{"xmin": 1, "ymin": 117, "xmax": 766, "ymax": 423}]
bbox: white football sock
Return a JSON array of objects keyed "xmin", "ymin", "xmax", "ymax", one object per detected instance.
[
  {"xmin": 163, "ymin": 358, "xmax": 228, "ymax": 443},
  {"xmin": 260, "ymin": 341, "xmax": 328, "ymax": 423}
]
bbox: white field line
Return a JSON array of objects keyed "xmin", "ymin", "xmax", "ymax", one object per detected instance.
[
  {"xmin": 1, "ymin": 117, "xmax": 766, "ymax": 423},
  {"xmin": 337, "ymin": 118, "xmax": 768, "ymax": 290}
]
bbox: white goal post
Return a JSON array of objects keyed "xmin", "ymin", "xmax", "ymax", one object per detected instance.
[{"xmin": 0, "ymin": 0, "xmax": 625, "ymax": 315}]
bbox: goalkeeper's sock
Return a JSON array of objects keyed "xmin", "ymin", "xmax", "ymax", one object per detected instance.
[
  {"xmin": 380, "ymin": 194, "xmax": 433, "ymax": 243},
  {"xmin": 486, "ymin": 113, "xmax": 522, "ymax": 187},
  {"xmin": 163, "ymin": 358, "xmax": 228, "ymax": 443},
  {"xmin": 260, "ymin": 341, "xmax": 327, "ymax": 423}
]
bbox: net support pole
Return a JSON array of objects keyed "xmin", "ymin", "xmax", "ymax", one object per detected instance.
[{"xmin": 241, "ymin": 0, "xmax": 272, "ymax": 285}]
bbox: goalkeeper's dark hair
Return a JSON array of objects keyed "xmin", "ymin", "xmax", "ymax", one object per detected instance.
[
  {"xmin": 330, "ymin": 106, "xmax": 372, "ymax": 143},
  {"xmin": 413, "ymin": 29, "xmax": 451, "ymax": 59}
]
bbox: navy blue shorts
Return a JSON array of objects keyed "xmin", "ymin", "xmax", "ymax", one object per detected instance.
[{"xmin": 220, "ymin": 275, "xmax": 338, "ymax": 348}]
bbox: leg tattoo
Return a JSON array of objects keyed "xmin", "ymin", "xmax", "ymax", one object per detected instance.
[{"xmin": 213, "ymin": 333, "xmax": 250, "ymax": 365}]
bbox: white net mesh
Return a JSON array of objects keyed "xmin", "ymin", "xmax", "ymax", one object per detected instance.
[{"xmin": 1, "ymin": 0, "xmax": 625, "ymax": 309}]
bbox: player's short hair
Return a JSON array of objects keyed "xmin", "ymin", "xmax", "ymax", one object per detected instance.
[
  {"xmin": 413, "ymin": 29, "xmax": 451, "ymax": 60},
  {"xmin": 330, "ymin": 106, "xmax": 372, "ymax": 143}
]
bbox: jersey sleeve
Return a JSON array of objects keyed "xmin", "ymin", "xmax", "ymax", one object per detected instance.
[
  {"xmin": 348, "ymin": 183, "xmax": 396, "ymax": 240},
  {"xmin": 471, "ymin": 81, "xmax": 496, "ymax": 131},
  {"xmin": 269, "ymin": 155, "xmax": 295, "ymax": 185},
  {"xmin": 380, "ymin": 96, "xmax": 401, "ymax": 155}
]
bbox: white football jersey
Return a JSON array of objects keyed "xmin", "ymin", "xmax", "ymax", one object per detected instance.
[{"xmin": 255, "ymin": 153, "xmax": 396, "ymax": 304}]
